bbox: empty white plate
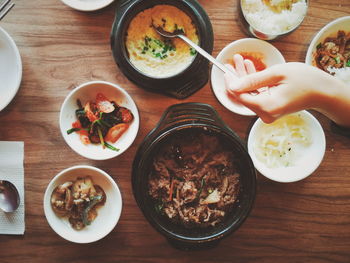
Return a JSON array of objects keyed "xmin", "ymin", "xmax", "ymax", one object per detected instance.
[{"xmin": 0, "ymin": 27, "xmax": 22, "ymax": 111}]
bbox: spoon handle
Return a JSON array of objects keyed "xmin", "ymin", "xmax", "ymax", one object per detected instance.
[{"xmin": 178, "ymin": 34, "xmax": 231, "ymax": 74}]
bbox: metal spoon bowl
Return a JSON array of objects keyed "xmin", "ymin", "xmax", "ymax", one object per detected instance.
[
  {"xmin": 0, "ymin": 180, "xmax": 20, "ymax": 212},
  {"xmin": 153, "ymin": 25, "xmax": 231, "ymax": 74}
]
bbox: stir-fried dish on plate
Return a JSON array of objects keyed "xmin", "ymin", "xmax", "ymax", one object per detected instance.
[
  {"xmin": 51, "ymin": 176, "xmax": 106, "ymax": 230},
  {"xmin": 315, "ymin": 30, "xmax": 350, "ymax": 73},
  {"xmin": 148, "ymin": 130, "xmax": 241, "ymax": 228},
  {"xmin": 67, "ymin": 93, "xmax": 134, "ymax": 151}
]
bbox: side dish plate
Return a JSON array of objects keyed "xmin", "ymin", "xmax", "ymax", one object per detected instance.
[
  {"xmin": 60, "ymin": 0, "xmax": 114, "ymax": 11},
  {"xmin": 305, "ymin": 16, "xmax": 350, "ymax": 68},
  {"xmin": 247, "ymin": 110, "xmax": 326, "ymax": 183},
  {"xmin": 0, "ymin": 27, "xmax": 22, "ymax": 111},
  {"xmin": 211, "ymin": 38, "xmax": 285, "ymax": 116}
]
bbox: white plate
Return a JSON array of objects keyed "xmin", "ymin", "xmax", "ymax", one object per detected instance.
[
  {"xmin": 60, "ymin": 0, "xmax": 114, "ymax": 11},
  {"xmin": 44, "ymin": 165, "xmax": 122, "ymax": 243},
  {"xmin": 211, "ymin": 38, "xmax": 285, "ymax": 116},
  {"xmin": 247, "ymin": 111, "xmax": 326, "ymax": 183},
  {"xmin": 305, "ymin": 16, "xmax": 350, "ymax": 67},
  {"xmin": 60, "ymin": 80, "xmax": 140, "ymax": 160},
  {"xmin": 0, "ymin": 27, "xmax": 22, "ymax": 111}
]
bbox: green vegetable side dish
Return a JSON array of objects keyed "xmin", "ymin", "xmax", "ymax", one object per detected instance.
[{"xmin": 66, "ymin": 92, "xmax": 134, "ymax": 152}]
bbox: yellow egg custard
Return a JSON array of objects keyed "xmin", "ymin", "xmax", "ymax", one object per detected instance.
[{"xmin": 125, "ymin": 5, "xmax": 199, "ymax": 78}]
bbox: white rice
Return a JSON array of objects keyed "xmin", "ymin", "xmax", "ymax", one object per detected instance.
[
  {"xmin": 242, "ymin": 0, "xmax": 308, "ymax": 35},
  {"xmin": 327, "ymin": 67, "xmax": 350, "ymax": 86}
]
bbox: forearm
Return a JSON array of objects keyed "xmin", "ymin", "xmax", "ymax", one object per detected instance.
[{"xmin": 313, "ymin": 75, "xmax": 350, "ymax": 128}]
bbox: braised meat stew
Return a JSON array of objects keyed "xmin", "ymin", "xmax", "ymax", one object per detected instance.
[{"xmin": 148, "ymin": 129, "xmax": 240, "ymax": 228}]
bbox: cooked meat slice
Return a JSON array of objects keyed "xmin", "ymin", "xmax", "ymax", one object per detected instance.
[{"xmin": 180, "ymin": 181, "xmax": 198, "ymax": 204}]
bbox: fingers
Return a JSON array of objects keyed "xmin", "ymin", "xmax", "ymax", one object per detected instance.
[
  {"xmin": 244, "ymin": 59, "xmax": 256, "ymax": 74},
  {"xmin": 224, "ymin": 63, "xmax": 237, "ymax": 75},
  {"xmin": 233, "ymin": 54, "xmax": 246, "ymax": 77},
  {"xmin": 233, "ymin": 67, "xmax": 284, "ymax": 93}
]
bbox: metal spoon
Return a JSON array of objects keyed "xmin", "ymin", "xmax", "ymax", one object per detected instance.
[
  {"xmin": 0, "ymin": 180, "xmax": 20, "ymax": 212},
  {"xmin": 153, "ymin": 25, "xmax": 232, "ymax": 74}
]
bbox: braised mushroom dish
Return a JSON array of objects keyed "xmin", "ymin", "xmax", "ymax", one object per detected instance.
[
  {"xmin": 51, "ymin": 176, "xmax": 106, "ymax": 230},
  {"xmin": 315, "ymin": 30, "xmax": 350, "ymax": 73},
  {"xmin": 148, "ymin": 130, "xmax": 240, "ymax": 228}
]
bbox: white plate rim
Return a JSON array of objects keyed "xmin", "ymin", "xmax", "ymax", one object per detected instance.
[
  {"xmin": 60, "ymin": 0, "xmax": 115, "ymax": 11},
  {"xmin": 0, "ymin": 26, "xmax": 22, "ymax": 111}
]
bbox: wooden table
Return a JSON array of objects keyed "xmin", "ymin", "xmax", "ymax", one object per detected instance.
[{"xmin": 1, "ymin": 0, "xmax": 350, "ymax": 262}]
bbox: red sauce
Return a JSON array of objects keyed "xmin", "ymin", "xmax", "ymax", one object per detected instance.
[{"xmin": 228, "ymin": 52, "xmax": 267, "ymax": 72}]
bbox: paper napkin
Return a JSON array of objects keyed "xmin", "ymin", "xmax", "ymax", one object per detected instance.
[{"xmin": 0, "ymin": 141, "xmax": 24, "ymax": 235}]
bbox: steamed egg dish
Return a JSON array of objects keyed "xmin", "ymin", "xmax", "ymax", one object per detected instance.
[{"xmin": 125, "ymin": 5, "xmax": 199, "ymax": 78}]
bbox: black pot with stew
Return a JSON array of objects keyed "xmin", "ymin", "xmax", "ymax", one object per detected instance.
[
  {"xmin": 110, "ymin": 0, "xmax": 214, "ymax": 99},
  {"xmin": 132, "ymin": 103, "xmax": 256, "ymax": 249}
]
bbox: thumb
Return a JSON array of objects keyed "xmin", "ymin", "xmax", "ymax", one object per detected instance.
[{"xmin": 232, "ymin": 66, "xmax": 284, "ymax": 93}]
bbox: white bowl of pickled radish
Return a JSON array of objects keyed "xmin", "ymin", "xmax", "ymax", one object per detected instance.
[{"xmin": 247, "ymin": 111, "xmax": 326, "ymax": 183}]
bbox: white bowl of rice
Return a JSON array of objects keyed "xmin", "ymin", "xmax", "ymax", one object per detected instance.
[
  {"xmin": 247, "ymin": 111, "xmax": 326, "ymax": 183},
  {"xmin": 239, "ymin": 0, "xmax": 308, "ymax": 40},
  {"xmin": 305, "ymin": 16, "xmax": 350, "ymax": 86}
]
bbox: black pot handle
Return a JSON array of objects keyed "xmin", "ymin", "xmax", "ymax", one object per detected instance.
[{"xmin": 155, "ymin": 102, "xmax": 226, "ymax": 131}]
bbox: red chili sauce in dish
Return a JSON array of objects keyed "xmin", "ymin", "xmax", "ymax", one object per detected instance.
[{"xmin": 228, "ymin": 52, "xmax": 267, "ymax": 72}]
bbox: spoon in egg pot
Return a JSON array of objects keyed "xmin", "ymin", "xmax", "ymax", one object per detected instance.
[
  {"xmin": 0, "ymin": 180, "xmax": 20, "ymax": 212},
  {"xmin": 153, "ymin": 25, "xmax": 232, "ymax": 75}
]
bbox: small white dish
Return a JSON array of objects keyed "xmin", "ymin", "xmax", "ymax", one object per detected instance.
[
  {"xmin": 305, "ymin": 16, "xmax": 350, "ymax": 67},
  {"xmin": 60, "ymin": 0, "xmax": 114, "ymax": 11},
  {"xmin": 43, "ymin": 165, "xmax": 122, "ymax": 243},
  {"xmin": 0, "ymin": 27, "xmax": 22, "ymax": 111},
  {"xmin": 60, "ymin": 80, "xmax": 139, "ymax": 160},
  {"xmin": 211, "ymin": 38, "xmax": 285, "ymax": 116},
  {"xmin": 247, "ymin": 111, "xmax": 326, "ymax": 183}
]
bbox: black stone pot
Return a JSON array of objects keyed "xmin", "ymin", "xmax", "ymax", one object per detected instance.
[
  {"xmin": 110, "ymin": 0, "xmax": 214, "ymax": 99},
  {"xmin": 132, "ymin": 103, "xmax": 257, "ymax": 250}
]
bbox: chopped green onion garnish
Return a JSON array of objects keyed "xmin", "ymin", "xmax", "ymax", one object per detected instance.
[
  {"xmin": 190, "ymin": 48, "xmax": 197, "ymax": 56},
  {"xmin": 97, "ymin": 126, "xmax": 105, "ymax": 149},
  {"xmin": 67, "ymin": 127, "xmax": 81, "ymax": 135},
  {"xmin": 104, "ymin": 142, "xmax": 119, "ymax": 152},
  {"xmin": 346, "ymin": 60, "xmax": 350, "ymax": 67}
]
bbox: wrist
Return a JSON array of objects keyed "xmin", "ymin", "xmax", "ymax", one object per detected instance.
[{"xmin": 313, "ymin": 74, "xmax": 350, "ymax": 127}]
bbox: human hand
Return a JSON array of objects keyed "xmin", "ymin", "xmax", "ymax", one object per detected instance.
[{"xmin": 224, "ymin": 58, "xmax": 336, "ymax": 123}]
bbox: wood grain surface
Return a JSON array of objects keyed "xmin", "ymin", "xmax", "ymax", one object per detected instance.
[{"xmin": 0, "ymin": 0, "xmax": 350, "ymax": 262}]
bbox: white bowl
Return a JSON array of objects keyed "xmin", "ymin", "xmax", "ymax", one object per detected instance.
[
  {"xmin": 305, "ymin": 16, "xmax": 350, "ymax": 67},
  {"xmin": 60, "ymin": 0, "xmax": 114, "ymax": 11},
  {"xmin": 43, "ymin": 165, "xmax": 122, "ymax": 243},
  {"xmin": 0, "ymin": 27, "xmax": 22, "ymax": 111},
  {"xmin": 211, "ymin": 38, "xmax": 285, "ymax": 116},
  {"xmin": 247, "ymin": 111, "xmax": 326, "ymax": 183},
  {"xmin": 60, "ymin": 80, "xmax": 139, "ymax": 160}
]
